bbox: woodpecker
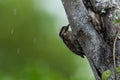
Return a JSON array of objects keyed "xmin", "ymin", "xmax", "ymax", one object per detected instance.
[{"xmin": 59, "ymin": 24, "xmax": 84, "ymax": 58}]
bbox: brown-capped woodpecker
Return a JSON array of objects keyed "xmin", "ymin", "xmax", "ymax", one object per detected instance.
[{"xmin": 59, "ymin": 24, "xmax": 84, "ymax": 58}]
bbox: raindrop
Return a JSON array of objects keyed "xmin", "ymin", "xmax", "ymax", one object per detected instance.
[
  {"xmin": 11, "ymin": 28, "xmax": 14, "ymax": 35},
  {"xmin": 13, "ymin": 8, "xmax": 17, "ymax": 16},
  {"xmin": 17, "ymin": 48, "xmax": 20, "ymax": 54}
]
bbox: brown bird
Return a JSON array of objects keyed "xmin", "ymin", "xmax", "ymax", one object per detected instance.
[{"xmin": 59, "ymin": 24, "xmax": 85, "ymax": 58}]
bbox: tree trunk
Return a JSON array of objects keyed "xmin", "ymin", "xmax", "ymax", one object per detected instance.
[{"xmin": 60, "ymin": 0, "xmax": 120, "ymax": 80}]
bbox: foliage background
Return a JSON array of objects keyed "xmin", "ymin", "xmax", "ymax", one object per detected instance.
[{"xmin": 0, "ymin": 0, "xmax": 95, "ymax": 80}]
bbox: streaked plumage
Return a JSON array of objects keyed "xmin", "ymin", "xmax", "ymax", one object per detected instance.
[{"xmin": 59, "ymin": 24, "xmax": 84, "ymax": 58}]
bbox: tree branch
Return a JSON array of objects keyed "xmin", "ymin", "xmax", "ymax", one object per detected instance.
[{"xmin": 61, "ymin": 0, "xmax": 120, "ymax": 79}]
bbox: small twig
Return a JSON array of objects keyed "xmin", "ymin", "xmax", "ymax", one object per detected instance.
[{"xmin": 113, "ymin": 28, "xmax": 120, "ymax": 79}]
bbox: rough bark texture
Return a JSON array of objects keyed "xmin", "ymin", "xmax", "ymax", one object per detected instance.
[{"xmin": 60, "ymin": 0, "xmax": 120, "ymax": 80}]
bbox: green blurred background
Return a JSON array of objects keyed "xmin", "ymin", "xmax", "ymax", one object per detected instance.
[{"xmin": 0, "ymin": 0, "xmax": 95, "ymax": 80}]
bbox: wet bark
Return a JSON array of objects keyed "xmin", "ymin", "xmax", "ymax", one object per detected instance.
[{"xmin": 61, "ymin": 0, "xmax": 120, "ymax": 80}]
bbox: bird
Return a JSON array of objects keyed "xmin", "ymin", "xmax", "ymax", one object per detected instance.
[{"xmin": 59, "ymin": 24, "xmax": 85, "ymax": 58}]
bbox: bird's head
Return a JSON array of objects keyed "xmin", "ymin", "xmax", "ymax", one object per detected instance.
[{"xmin": 59, "ymin": 24, "xmax": 70, "ymax": 38}]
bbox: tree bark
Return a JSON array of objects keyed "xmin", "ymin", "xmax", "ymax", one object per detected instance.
[{"xmin": 60, "ymin": 0, "xmax": 120, "ymax": 80}]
